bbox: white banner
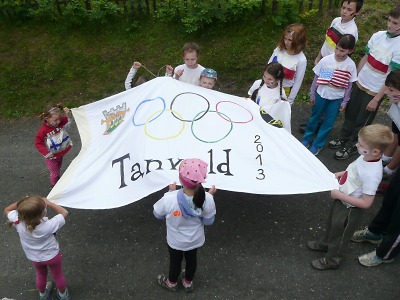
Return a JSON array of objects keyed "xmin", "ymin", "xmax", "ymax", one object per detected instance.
[{"xmin": 48, "ymin": 77, "xmax": 338, "ymax": 209}]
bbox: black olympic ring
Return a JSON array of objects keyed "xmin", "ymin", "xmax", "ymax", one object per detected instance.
[{"xmin": 169, "ymin": 92, "xmax": 210, "ymax": 122}]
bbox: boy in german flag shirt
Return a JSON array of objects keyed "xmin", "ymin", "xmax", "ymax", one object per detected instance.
[
  {"xmin": 314, "ymin": 0, "xmax": 363, "ymax": 65},
  {"xmin": 329, "ymin": 5, "xmax": 400, "ymax": 160}
]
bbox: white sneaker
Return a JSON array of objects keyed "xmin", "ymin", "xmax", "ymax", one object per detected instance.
[
  {"xmin": 39, "ymin": 281, "xmax": 54, "ymax": 300},
  {"xmin": 358, "ymin": 250, "xmax": 394, "ymax": 267},
  {"xmin": 56, "ymin": 288, "xmax": 71, "ymax": 300}
]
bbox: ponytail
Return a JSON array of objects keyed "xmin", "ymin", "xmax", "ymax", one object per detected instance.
[
  {"xmin": 193, "ymin": 184, "xmax": 206, "ymax": 210},
  {"xmin": 251, "ymin": 80, "xmax": 265, "ymax": 102}
]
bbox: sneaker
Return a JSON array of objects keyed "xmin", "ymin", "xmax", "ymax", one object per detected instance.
[
  {"xmin": 157, "ymin": 274, "xmax": 178, "ymax": 292},
  {"xmin": 181, "ymin": 269, "xmax": 194, "ymax": 292},
  {"xmin": 56, "ymin": 288, "xmax": 71, "ymax": 300},
  {"xmin": 301, "ymin": 139, "xmax": 310, "ymax": 148},
  {"xmin": 351, "ymin": 227, "xmax": 382, "ymax": 244},
  {"xmin": 328, "ymin": 139, "xmax": 345, "ymax": 149},
  {"xmin": 334, "ymin": 146, "xmax": 357, "ymax": 160},
  {"xmin": 39, "ymin": 281, "xmax": 54, "ymax": 300},
  {"xmin": 358, "ymin": 250, "xmax": 394, "ymax": 267},
  {"xmin": 307, "ymin": 241, "xmax": 328, "ymax": 252},
  {"xmin": 309, "ymin": 145, "xmax": 322, "ymax": 156},
  {"xmin": 311, "ymin": 258, "xmax": 339, "ymax": 270}
]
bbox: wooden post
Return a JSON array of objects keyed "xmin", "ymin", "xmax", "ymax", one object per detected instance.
[
  {"xmin": 272, "ymin": 0, "xmax": 278, "ymax": 12},
  {"xmin": 84, "ymin": 0, "xmax": 91, "ymax": 10},
  {"xmin": 55, "ymin": 0, "xmax": 62, "ymax": 14},
  {"xmin": 299, "ymin": 0, "xmax": 304, "ymax": 12},
  {"xmin": 261, "ymin": 0, "xmax": 266, "ymax": 13}
]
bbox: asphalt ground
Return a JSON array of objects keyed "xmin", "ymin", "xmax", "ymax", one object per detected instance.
[{"xmin": 0, "ymin": 103, "xmax": 399, "ymax": 300}]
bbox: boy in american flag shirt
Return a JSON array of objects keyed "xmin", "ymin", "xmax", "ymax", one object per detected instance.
[{"xmin": 301, "ymin": 34, "xmax": 357, "ymax": 156}]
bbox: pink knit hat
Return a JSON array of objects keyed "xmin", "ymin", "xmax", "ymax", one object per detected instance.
[{"xmin": 178, "ymin": 158, "xmax": 208, "ymax": 188}]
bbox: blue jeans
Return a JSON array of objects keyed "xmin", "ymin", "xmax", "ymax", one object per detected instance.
[{"xmin": 303, "ymin": 93, "xmax": 342, "ymax": 149}]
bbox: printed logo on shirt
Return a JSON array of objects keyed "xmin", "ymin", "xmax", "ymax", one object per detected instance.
[
  {"xmin": 316, "ymin": 68, "xmax": 351, "ymax": 88},
  {"xmin": 173, "ymin": 210, "xmax": 183, "ymax": 217},
  {"xmin": 101, "ymin": 102, "xmax": 130, "ymax": 135}
]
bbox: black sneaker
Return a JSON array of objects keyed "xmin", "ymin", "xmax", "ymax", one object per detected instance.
[
  {"xmin": 328, "ymin": 139, "xmax": 345, "ymax": 149},
  {"xmin": 334, "ymin": 146, "xmax": 357, "ymax": 160},
  {"xmin": 311, "ymin": 258, "xmax": 339, "ymax": 270}
]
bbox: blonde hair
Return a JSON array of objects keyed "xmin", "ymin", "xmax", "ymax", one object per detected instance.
[
  {"xmin": 359, "ymin": 124, "xmax": 394, "ymax": 152},
  {"xmin": 14, "ymin": 196, "xmax": 46, "ymax": 233},
  {"xmin": 278, "ymin": 23, "xmax": 307, "ymax": 54}
]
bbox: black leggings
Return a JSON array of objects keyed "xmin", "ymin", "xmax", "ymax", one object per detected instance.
[{"xmin": 168, "ymin": 245, "xmax": 198, "ymax": 282}]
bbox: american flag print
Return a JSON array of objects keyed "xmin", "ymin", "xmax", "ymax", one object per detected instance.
[{"xmin": 316, "ymin": 68, "xmax": 351, "ymax": 88}]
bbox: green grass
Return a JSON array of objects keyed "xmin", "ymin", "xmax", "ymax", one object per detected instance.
[{"xmin": 0, "ymin": 0, "xmax": 395, "ymax": 118}]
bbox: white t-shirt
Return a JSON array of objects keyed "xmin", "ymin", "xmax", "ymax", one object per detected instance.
[
  {"xmin": 268, "ymin": 48, "xmax": 307, "ymax": 104},
  {"xmin": 358, "ymin": 31, "xmax": 400, "ymax": 93},
  {"xmin": 313, "ymin": 54, "xmax": 357, "ymax": 100},
  {"xmin": 247, "ymin": 80, "xmax": 287, "ymax": 107},
  {"xmin": 7, "ymin": 210, "xmax": 65, "ymax": 262},
  {"xmin": 173, "ymin": 64, "xmax": 205, "ymax": 86},
  {"xmin": 338, "ymin": 156, "xmax": 382, "ymax": 208},
  {"xmin": 320, "ymin": 17, "xmax": 358, "ymax": 57},
  {"xmin": 153, "ymin": 190, "xmax": 216, "ymax": 251}
]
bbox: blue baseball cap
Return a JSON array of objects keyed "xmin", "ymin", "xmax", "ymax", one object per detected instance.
[{"xmin": 201, "ymin": 68, "xmax": 218, "ymax": 80}]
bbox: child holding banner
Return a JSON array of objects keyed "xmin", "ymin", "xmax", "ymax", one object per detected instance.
[
  {"xmin": 125, "ymin": 61, "xmax": 173, "ymax": 90},
  {"xmin": 351, "ymin": 70, "xmax": 400, "ymax": 267},
  {"xmin": 4, "ymin": 195, "xmax": 71, "ymax": 300},
  {"xmin": 173, "ymin": 43, "xmax": 205, "ymax": 86},
  {"xmin": 153, "ymin": 158, "xmax": 216, "ymax": 292},
  {"xmin": 380, "ymin": 70, "xmax": 400, "ymax": 178},
  {"xmin": 248, "ymin": 62, "xmax": 287, "ymax": 105},
  {"xmin": 34, "ymin": 103, "xmax": 73, "ymax": 187},
  {"xmin": 307, "ymin": 124, "xmax": 393, "ymax": 270},
  {"xmin": 268, "ymin": 23, "xmax": 307, "ymax": 105},
  {"xmin": 248, "ymin": 62, "xmax": 291, "ymax": 131}
]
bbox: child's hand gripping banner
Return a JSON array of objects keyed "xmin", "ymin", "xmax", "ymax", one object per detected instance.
[{"xmin": 48, "ymin": 77, "xmax": 338, "ymax": 209}]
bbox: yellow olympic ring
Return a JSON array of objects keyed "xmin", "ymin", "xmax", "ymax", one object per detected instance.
[{"xmin": 144, "ymin": 109, "xmax": 185, "ymax": 140}]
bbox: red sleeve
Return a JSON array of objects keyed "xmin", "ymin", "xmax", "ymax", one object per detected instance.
[
  {"xmin": 60, "ymin": 116, "xmax": 68, "ymax": 126},
  {"xmin": 34, "ymin": 125, "xmax": 50, "ymax": 157}
]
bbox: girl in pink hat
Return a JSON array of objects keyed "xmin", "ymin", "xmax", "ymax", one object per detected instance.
[{"xmin": 153, "ymin": 158, "xmax": 217, "ymax": 293}]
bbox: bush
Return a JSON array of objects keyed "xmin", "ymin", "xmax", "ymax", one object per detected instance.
[
  {"xmin": 271, "ymin": 0, "xmax": 299, "ymax": 26},
  {"xmin": 156, "ymin": 0, "xmax": 261, "ymax": 33},
  {"xmin": 28, "ymin": 0, "xmax": 59, "ymax": 21},
  {"xmin": 62, "ymin": 0, "xmax": 88, "ymax": 25},
  {"xmin": 89, "ymin": 0, "xmax": 122, "ymax": 23}
]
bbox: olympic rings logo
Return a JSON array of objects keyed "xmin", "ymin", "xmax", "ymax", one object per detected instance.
[{"xmin": 132, "ymin": 92, "xmax": 254, "ymax": 143}]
